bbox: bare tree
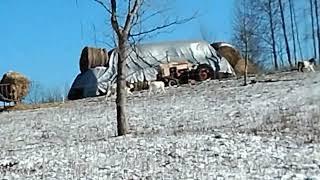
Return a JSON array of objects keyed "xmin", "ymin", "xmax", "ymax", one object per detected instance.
[
  {"xmin": 288, "ymin": 0, "xmax": 297, "ymax": 64},
  {"xmin": 267, "ymin": 0, "xmax": 280, "ymax": 70},
  {"xmin": 291, "ymin": 0, "xmax": 304, "ymax": 60},
  {"xmin": 93, "ymin": 0, "xmax": 195, "ymax": 136},
  {"xmin": 25, "ymin": 81, "xmax": 44, "ymax": 104},
  {"xmin": 26, "ymin": 81, "xmax": 66, "ymax": 104},
  {"xmin": 278, "ymin": 0, "xmax": 292, "ymax": 67},
  {"xmin": 233, "ymin": 0, "xmax": 261, "ymax": 85},
  {"xmin": 309, "ymin": 0, "xmax": 317, "ymax": 59},
  {"xmin": 315, "ymin": 0, "xmax": 320, "ymax": 62},
  {"xmin": 252, "ymin": 0, "xmax": 281, "ymax": 70}
]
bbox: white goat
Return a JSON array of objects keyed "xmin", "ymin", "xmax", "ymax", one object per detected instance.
[
  {"xmin": 148, "ymin": 81, "xmax": 166, "ymax": 95},
  {"xmin": 105, "ymin": 83, "xmax": 133, "ymax": 99}
]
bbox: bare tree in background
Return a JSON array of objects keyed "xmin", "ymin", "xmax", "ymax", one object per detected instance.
[
  {"xmin": 288, "ymin": 0, "xmax": 297, "ymax": 64},
  {"xmin": 278, "ymin": 0, "xmax": 292, "ymax": 67},
  {"xmin": 309, "ymin": 0, "xmax": 317, "ymax": 59},
  {"xmin": 26, "ymin": 81, "xmax": 67, "ymax": 104},
  {"xmin": 233, "ymin": 0, "xmax": 261, "ymax": 85},
  {"xmin": 314, "ymin": 0, "xmax": 320, "ymax": 62},
  {"xmin": 199, "ymin": 24, "xmax": 214, "ymax": 43},
  {"xmin": 266, "ymin": 0, "xmax": 280, "ymax": 70},
  {"xmin": 251, "ymin": 0, "xmax": 281, "ymax": 70},
  {"xmin": 93, "ymin": 0, "xmax": 195, "ymax": 136},
  {"xmin": 291, "ymin": 0, "xmax": 303, "ymax": 60}
]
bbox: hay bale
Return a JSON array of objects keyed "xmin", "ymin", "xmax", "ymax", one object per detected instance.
[
  {"xmin": 211, "ymin": 42, "xmax": 242, "ymax": 67},
  {"xmin": 234, "ymin": 59, "xmax": 258, "ymax": 75},
  {"xmin": 211, "ymin": 42, "xmax": 258, "ymax": 75},
  {"xmin": 217, "ymin": 46, "xmax": 242, "ymax": 67},
  {"xmin": 79, "ymin": 47, "xmax": 109, "ymax": 73},
  {"xmin": 0, "ymin": 71, "xmax": 30, "ymax": 102}
]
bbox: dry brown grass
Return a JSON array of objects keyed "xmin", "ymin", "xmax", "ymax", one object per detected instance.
[
  {"xmin": 234, "ymin": 59, "xmax": 258, "ymax": 75},
  {"xmin": 1, "ymin": 102, "xmax": 64, "ymax": 112}
]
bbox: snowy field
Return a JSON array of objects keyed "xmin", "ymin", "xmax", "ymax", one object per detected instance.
[{"xmin": 1, "ymin": 71, "xmax": 320, "ymax": 179}]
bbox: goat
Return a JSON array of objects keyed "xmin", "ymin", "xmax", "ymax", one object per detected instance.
[
  {"xmin": 148, "ymin": 81, "xmax": 166, "ymax": 95},
  {"xmin": 105, "ymin": 83, "xmax": 133, "ymax": 99},
  {"xmin": 298, "ymin": 58, "xmax": 316, "ymax": 72}
]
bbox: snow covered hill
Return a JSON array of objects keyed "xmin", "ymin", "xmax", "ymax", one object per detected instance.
[{"xmin": 1, "ymin": 71, "xmax": 320, "ymax": 179}]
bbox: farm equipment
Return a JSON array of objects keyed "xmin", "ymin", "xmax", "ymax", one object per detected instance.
[
  {"xmin": 157, "ymin": 61, "xmax": 216, "ymax": 86},
  {"xmin": 0, "ymin": 84, "xmax": 12, "ymax": 102}
]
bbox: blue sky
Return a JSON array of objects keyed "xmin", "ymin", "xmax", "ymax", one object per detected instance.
[{"xmin": 0, "ymin": 0, "xmax": 234, "ymax": 89}]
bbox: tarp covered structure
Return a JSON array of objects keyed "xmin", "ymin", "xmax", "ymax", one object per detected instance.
[
  {"xmin": 68, "ymin": 40, "xmax": 235, "ymax": 100},
  {"xmin": 211, "ymin": 42, "xmax": 258, "ymax": 75}
]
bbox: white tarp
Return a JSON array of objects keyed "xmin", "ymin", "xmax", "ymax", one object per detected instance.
[{"xmin": 68, "ymin": 40, "xmax": 235, "ymax": 99}]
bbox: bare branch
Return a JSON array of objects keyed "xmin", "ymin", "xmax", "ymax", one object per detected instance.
[
  {"xmin": 110, "ymin": 0, "xmax": 121, "ymax": 36},
  {"xmin": 93, "ymin": 0, "xmax": 112, "ymax": 14},
  {"xmin": 124, "ymin": 0, "xmax": 142, "ymax": 34},
  {"xmin": 129, "ymin": 14, "xmax": 196, "ymax": 37},
  {"xmin": 132, "ymin": 8, "xmax": 170, "ymax": 28}
]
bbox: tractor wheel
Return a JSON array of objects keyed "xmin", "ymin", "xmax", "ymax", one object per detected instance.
[
  {"xmin": 196, "ymin": 65, "xmax": 213, "ymax": 81},
  {"xmin": 168, "ymin": 79, "xmax": 179, "ymax": 87}
]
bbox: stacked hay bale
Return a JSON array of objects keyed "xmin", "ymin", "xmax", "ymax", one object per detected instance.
[
  {"xmin": 0, "ymin": 71, "xmax": 30, "ymax": 103},
  {"xmin": 79, "ymin": 47, "xmax": 109, "ymax": 73},
  {"xmin": 211, "ymin": 42, "xmax": 257, "ymax": 75}
]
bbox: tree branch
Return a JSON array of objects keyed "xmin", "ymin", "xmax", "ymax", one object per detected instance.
[
  {"xmin": 129, "ymin": 15, "xmax": 196, "ymax": 37},
  {"xmin": 124, "ymin": 0, "xmax": 142, "ymax": 34},
  {"xmin": 110, "ymin": 0, "xmax": 121, "ymax": 36},
  {"xmin": 93, "ymin": 0, "xmax": 112, "ymax": 14}
]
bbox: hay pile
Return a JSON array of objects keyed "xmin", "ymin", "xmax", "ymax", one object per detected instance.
[
  {"xmin": 0, "ymin": 71, "xmax": 30, "ymax": 102},
  {"xmin": 79, "ymin": 47, "xmax": 109, "ymax": 73},
  {"xmin": 234, "ymin": 59, "xmax": 258, "ymax": 75},
  {"xmin": 211, "ymin": 42, "xmax": 241, "ymax": 67},
  {"xmin": 211, "ymin": 42, "xmax": 258, "ymax": 75}
]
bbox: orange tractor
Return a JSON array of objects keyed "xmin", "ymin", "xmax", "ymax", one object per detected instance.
[{"xmin": 157, "ymin": 61, "xmax": 217, "ymax": 86}]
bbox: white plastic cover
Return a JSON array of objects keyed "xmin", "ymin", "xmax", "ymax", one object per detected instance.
[{"xmin": 68, "ymin": 40, "xmax": 235, "ymax": 99}]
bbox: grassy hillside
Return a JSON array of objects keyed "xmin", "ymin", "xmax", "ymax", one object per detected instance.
[{"xmin": 1, "ymin": 71, "xmax": 320, "ymax": 179}]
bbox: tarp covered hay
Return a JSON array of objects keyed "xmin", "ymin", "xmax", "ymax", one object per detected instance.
[
  {"xmin": 0, "ymin": 71, "xmax": 30, "ymax": 102},
  {"xmin": 211, "ymin": 42, "xmax": 241, "ymax": 67},
  {"xmin": 79, "ymin": 47, "xmax": 109, "ymax": 73},
  {"xmin": 211, "ymin": 42, "xmax": 258, "ymax": 75},
  {"xmin": 69, "ymin": 40, "xmax": 236, "ymax": 100}
]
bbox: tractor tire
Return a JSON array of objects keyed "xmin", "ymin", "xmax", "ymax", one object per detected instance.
[
  {"xmin": 196, "ymin": 64, "xmax": 213, "ymax": 81},
  {"xmin": 168, "ymin": 79, "xmax": 179, "ymax": 87}
]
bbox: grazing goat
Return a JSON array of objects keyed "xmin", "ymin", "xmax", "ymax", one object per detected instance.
[
  {"xmin": 148, "ymin": 81, "xmax": 166, "ymax": 95},
  {"xmin": 298, "ymin": 58, "xmax": 316, "ymax": 72}
]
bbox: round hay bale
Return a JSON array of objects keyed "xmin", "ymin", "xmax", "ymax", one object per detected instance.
[
  {"xmin": 0, "ymin": 71, "xmax": 30, "ymax": 102},
  {"xmin": 234, "ymin": 59, "xmax": 258, "ymax": 75},
  {"xmin": 79, "ymin": 47, "xmax": 109, "ymax": 73}
]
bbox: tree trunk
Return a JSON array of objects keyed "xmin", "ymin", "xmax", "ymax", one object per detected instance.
[
  {"xmin": 244, "ymin": 41, "xmax": 248, "ymax": 86},
  {"xmin": 116, "ymin": 36, "xmax": 129, "ymax": 136},
  {"xmin": 310, "ymin": 0, "xmax": 317, "ymax": 59},
  {"xmin": 288, "ymin": 0, "xmax": 297, "ymax": 64},
  {"xmin": 268, "ymin": 0, "xmax": 279, "ymax": 70},
  {"xmin": 314, "ymin": 0, "xmax": 320, "ymax": 62},
  {"xmin": 292, "ymin": 0, "xmax": 303, "ymax": 60},
  {"xmin": 278, "ymin": 0, "xmax": 292, "ymax": 67}
]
